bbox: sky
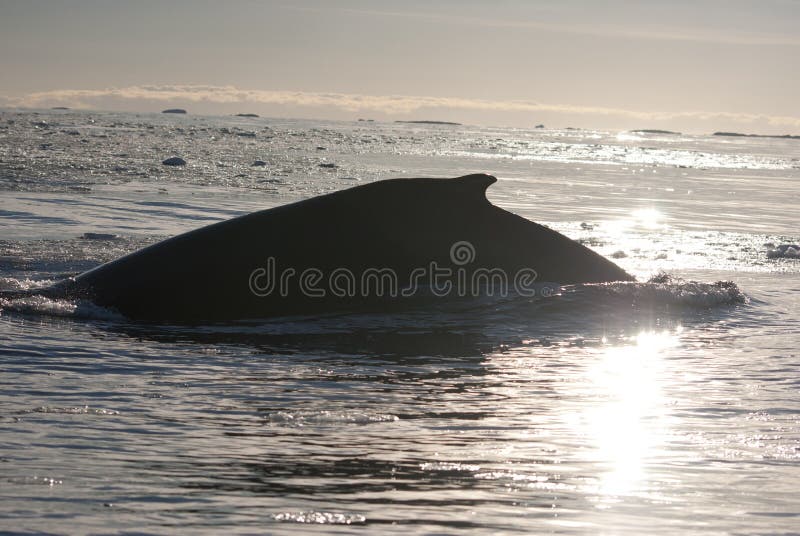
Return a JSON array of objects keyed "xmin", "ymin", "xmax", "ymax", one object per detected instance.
[{"xmin": 1, "ymin": 0, "xmax": 798, "ymax": 133}]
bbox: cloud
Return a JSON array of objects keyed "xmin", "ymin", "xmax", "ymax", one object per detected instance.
[
  {"xmin": 289, "ymin": 6, "xmax": 800, "ymax": 47},
  {"xmin": 6, "ymin": 85, "xmax": 800, "ymax": 129}
]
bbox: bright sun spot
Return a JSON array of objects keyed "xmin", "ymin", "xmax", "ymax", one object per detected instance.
[
  {"xmin": 580, "ymin": 330, "xmax": 678, "ymax": 500},
  {"xmin": 603, "ymin": 208, "xmax": 666, "ymax": 244},
  {"xmin": 631, "ymin": 208, "xmax": 664, "ymax": 229}
]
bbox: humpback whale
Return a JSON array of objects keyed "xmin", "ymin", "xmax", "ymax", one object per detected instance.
[{"xmin": 10, "ymin": 174, "xmax": 633, "ymax": 322}]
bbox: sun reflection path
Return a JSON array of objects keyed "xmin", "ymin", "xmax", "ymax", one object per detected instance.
[{"xmin": 578, "ymin": 330, "xmax": 679, "ymax": 501}]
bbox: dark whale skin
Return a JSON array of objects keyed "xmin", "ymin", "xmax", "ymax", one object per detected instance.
[{"xmin": 45, "ymin": 174, "xmax": 633, "ymax": 322}]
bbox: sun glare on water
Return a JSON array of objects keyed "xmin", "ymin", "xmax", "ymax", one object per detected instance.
[
  {"xmin": 606, "ymin": 207, "xmax": 667, "ymax": 234},
  {"xmin": 577, "ymin": 330, "xmax": 680, "ymax": 501},
  {"xmin": 630, "ymin": 208, "xmax": 664, "ymax": 230}
]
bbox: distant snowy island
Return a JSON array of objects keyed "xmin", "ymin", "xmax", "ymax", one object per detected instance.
[
  {"xmin": 630, "ymin": 129, "xmax": 682, "ymax": 135},
  {"xmin": 714, "ymin": 131, "xmax": 799, "ymax": 140},
  {"xmin": 395, "ymin": 120, "xmax": 462, "ymax": 126}
]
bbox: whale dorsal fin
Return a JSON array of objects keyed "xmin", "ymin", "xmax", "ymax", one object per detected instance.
[{"xmin": 452, "ymin": 173, "xmax": 497, "ymax": 201}]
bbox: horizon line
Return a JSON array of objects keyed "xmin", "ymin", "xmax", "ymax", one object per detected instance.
[
  {"xmin": 4, "ymin": 104, "xmax": 800, "ymax": 138},
  {"xmin": 2, "ymin": 85, "xmax": 799, "ymax": 134}
]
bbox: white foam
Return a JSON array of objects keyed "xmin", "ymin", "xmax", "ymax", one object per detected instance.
[
  {"xmin": 0, "ymin": 295, "xmax": 123, "ymax": 320},
  {"xmin": 420, "ymin": 462, "xmax": 481, "ymax": 472},
  {"xmin": 266, "ymin": 410, "xmax": 399, "ymax": 426},
  {"xmin": 587, "ymin": 275, "xmax": 748, "ymax": 308},
  {"xmin": 271, "ymin": 511, "xmax": 366, "ymax": 524},
  {"xmin": 6, "ymin": 476, "xmax": 63, "ymax": 486},
  {"xmin": 22, "ymin": 406, "xmax": 119, "ymax": 415}
]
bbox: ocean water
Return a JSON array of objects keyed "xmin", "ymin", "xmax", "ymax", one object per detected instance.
[{"xmin": 1, "ymin": 109, "xmax": 799, "ymax": 535}]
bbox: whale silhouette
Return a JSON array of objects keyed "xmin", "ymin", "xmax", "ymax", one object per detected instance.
[{"xmin": 10, "ymin": 174, "xmax": 633, "ymax": 322}]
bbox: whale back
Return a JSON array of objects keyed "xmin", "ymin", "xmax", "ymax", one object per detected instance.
[{"xmin": 56, "ymin": 174, "xmax": 632, "ymax": 321}]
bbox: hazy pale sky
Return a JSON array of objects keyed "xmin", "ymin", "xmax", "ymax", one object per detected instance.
[{"xmin": 1, "ymin": 0, "xmax": 798, "ymax": 132}]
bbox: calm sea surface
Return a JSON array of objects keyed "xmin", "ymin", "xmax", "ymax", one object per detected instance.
[{"xmin": 1, "ymin": 110, "xmax": 799, "ymax": 535}]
